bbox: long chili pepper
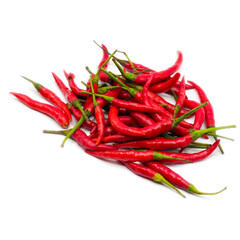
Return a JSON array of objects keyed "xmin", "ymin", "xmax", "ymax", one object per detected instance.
[
  {"xmin": 145, "ymin": 139, "xmax": 220, "ymax": 165},
  {"xmin": 122, "ymin": 162, "xmax": 186, "ymax": 198},
  {"xmin": 93, "ymin": 134, "xmax": 135, "ymax": 143},
  {"xmin": 173, "ymin": 76, "xmax": 186, "ymax": 118},
  {"xmin": 142, "ymin": 75, "xmax": 153, "ymax": 106},
  {"xmin": 90, "ymin": 76, "xmax": 105, "ymax": 145},
  {"xmin": 22, "ymin": 76, "xmax": 72, "ymax": 121},
  {"xmin": 63, "ymin": 70, "xmax": 89, "ymax": 98},
  {"xmin": 188, "ymin": 80, "xmax": 223, "ymax": 153},
  {"xmin": 85, "ymin": 149, "xmax": 189, "ymax": 163},
  {"xmin": 115, "ymin": 125, "xmax": 235, "ymax": 150},
  {"xmin": 43, "ymin": 128, "xmax": 116, "ymax": 151},
  {"xmin": 145, "ymin": 161, "xmax": 226, "ymax": 195},
  {"xmin": 11, "ymin": 92, "xmax": 69, "ymax": 129},
  {"xmin": 61, "ymin": 89, "xmax": 120, "ymax": 147},
  {"xmin": 112, "ymin": 51, "xmax": 183, "ymax": 85},
  {"xmin": 108, "ymin": 104, "xmax": 206, "ymax": 138}
]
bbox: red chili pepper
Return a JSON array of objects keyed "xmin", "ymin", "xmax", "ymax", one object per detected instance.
[
  {"xmin": 122, "ymin": 162, "xmax": 185, "ymax": 197},
  {"xmin": 145, "ymin": 161, "xmax": 226, "ymax": 195},
  {"xmin": 130, "ymin": 112, "xmax": 156, "ymax": 127},
  {"xmin": 93, "ymin": 134, "xmax": 135, "ymax": 143},
  {"xmin": 173, "ymin": 76, "xmax": 186, "ymax": 118},
  {"xmin": 43, "ymin": 128, "xmax": 117, "ymax": 151},
  {"xmin": 148, "ymin": 73, "xmax": 181, "ymax": 93},
  {"xmin": 22, "ymin": 76, "xmax": 72, "ymax": 121},
  {"xmin": 188, "ymin": 81, "xmax": 223, "ymax": 153},
  {"xmin": 115, "ymin": 125, "xmax": 235, "ymax": 150},
  {"xmin": 11, "ymin": 92, "xmax": 69, "ymax": 129},
  {"xmin": 85, "ymin": 149, "xmax": 189, "ymax": 163},
  {"xmin": 113, "ymin": 51, "xmax": 183, "ymax": 85},
  {"xmin": 63, "ymin": 70, "xmax": 89, "ymax": 98}
]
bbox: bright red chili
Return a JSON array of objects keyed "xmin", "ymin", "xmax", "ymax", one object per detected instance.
[
  {"xmin": 11, "ymin": 92, "xmax": 69, "ymax": 129},
  {"xmin": 22, "ymin": 76, "xmax": 72, "ymax": 121}
]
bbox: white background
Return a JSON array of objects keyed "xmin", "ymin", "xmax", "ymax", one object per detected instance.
[{"xmin": 1, "ymin": 1, "xmax": 240, "ymax": 239}]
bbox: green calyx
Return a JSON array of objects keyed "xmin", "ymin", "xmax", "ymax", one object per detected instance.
[
  {"xmin": 171, "ymin": 102, "xmax": 209, "ymax": 129},
  {"xmin": 61, "ymin": 110, "xmax": 91, "ymax": 147},
  {"xmin": 153, "ymin": 152, "xmax": 192, "ymax": 163},
  {"xmin": 21, "ymin": 76, "xmax": 43, "ymax": 92},
  {"xmin": 190, "ymin": 125, "xmax": 236, "ymax": 142},
  {"xmin": 187, "ymin": 184, "xmax": 227, "ymax": 195},
  {"xmin": 153, "ymin": 173, "xmax": 186, "ymax": 198},
  {"xmin": 112, "ymin": 58, "xmax": 136, "ymax": 82},
  {"xmin": 72, "ymin": 99, "xmax": 89, "ymax": 120}
]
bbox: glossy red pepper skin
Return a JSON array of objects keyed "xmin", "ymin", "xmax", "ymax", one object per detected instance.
[
  {"xmin": 95, "ymin": 134, "xmax": 135, "ymax": 143},
  {"xmin": 94, "ymin": 105, "xmax": 105, "ymax": 145},
  {"xmin": 11, "ymin": 92, "xmax": 69, "ymax": 129},
  {"xmin": 71, "ymin": 129, "xmax": 116, "ymax": 151},
  {"xmin": 63, "ymin": 70, "xmax": 89, "ymax": 98},
  {"xmin": 109, "ymin": 106, "xmax": 173, "ymax": 138},
  {"xmin": 149, "ymin": 73, "xmax": 181, "ymax": 93},
  {"xmin": 188, "ymin": 81, "xmax": 215, "ymax": 128},
  {"xmin": 130, "ymin": 112, "xmax": 156, "ymax": 127}
]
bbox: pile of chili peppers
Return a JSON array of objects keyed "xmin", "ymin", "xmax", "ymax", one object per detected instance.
[{"xmin": 11, "ymin": 43, "xmax": 236, "ymax": 198}]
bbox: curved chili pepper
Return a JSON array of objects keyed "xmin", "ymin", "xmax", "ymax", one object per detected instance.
[
  {"xmin": 109, "ymin": 106, "xmax": 173, "ymax": 138},
  {"xmin": 148, "ymin": 73, "xmax": 181, "ymax": 93},
  {"xmin": 93, "ymin": 134, "xmax": 135, "ymax": 143},
  {"xmin": 173, "ymin": 76, "xmax": 186, "ymax": 118},
  {"xmin": 145, "ymin": 160, "xmax": 226, "ymax": 195},
  {"xmin": 63, "ymin": 70, "xmax": 89, "ymax": 98},
  {"xmin": 43, "ymin": 128, "xmax": 116, "ymax": 151},
  {"xmin": 122, "ymin": 162, "xmax": 185, "ymax": 197},
  {"xmin": 115, "ymin": 125, "xmax": 235, "ymax": 150},
  {"xmin": 113, "ymin": 51, "xmax": 183, "ymax": 85},
  {"xmin": 188, "ymin": 81, "xmax": 223, "ymax": 153},
  {"xmin": 11, "ymin": 92, "xmax": 69, "ymax": 129},
  {"xmin": 22, "ymin": 76, "xmax": 72, "ymax": 121}
]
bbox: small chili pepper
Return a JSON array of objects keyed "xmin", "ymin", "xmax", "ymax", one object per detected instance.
[
  {"xmin": 188, "ymin": 80, "xmax": 223, "ymax": 153},
  {"xmin": 145, "ymin": 161, "xmax": 226, "ymax": 195},
  {"xmin": 115, "ymin": 125, "xmax": 235, "ymax": 150},
  {"xmin": 93, "ymin": 134, "xmax": 135, "ymax": 143},
  {"xmin": 112, "ymin": 51, "xmax": 183, "ymax": 85},
  {"xmin": 173, "ymin": 76, "xmax": 186, "ymax": 118},
  {"xmin": 90, "ymin": 75, "xmax": 105, "ymax": 145},
  {"xmin": 63, "ymin": 70, "xmax": 89, "ymax": 98},
  {"xmin": 123, "ymin": 162, "xmax": 185, "ymax": 197},
  {"xmin": 43, "ymin": 128, "xmax": 117, "ymax": 151},
  {"xmin": 11, "ymin": 92, "xmax": 69, "ymax": 129},
  {"xmin": 22, "ymin": 76, "xmax": 72, "ymax": 121}
]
